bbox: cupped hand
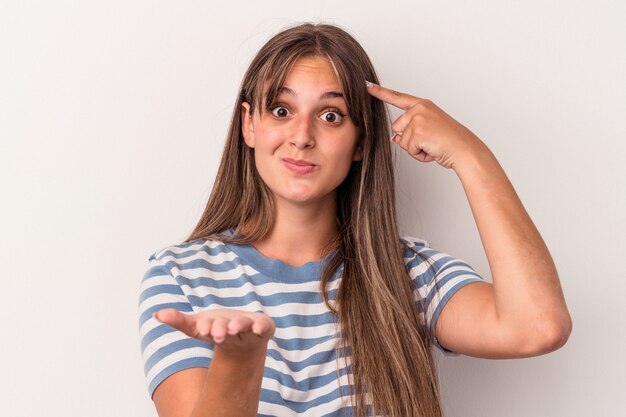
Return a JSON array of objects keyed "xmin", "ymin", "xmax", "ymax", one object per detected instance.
[
  {"xmin": 366, "ymin": 81, "xmax": 486, "ymax": 169},
  {"xmin": 153, "ymin": 308, "xmax": 275, "ymax": 356}
]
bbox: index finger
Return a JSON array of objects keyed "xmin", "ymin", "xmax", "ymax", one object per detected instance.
[{"xmin": 366, "ymin": 81, "xmax": 421, "ymax": 110}]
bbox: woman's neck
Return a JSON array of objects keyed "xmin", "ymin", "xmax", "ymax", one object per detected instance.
[{"xmin": 251, "ymin": 198, "xmax": 338, "ymax": 267}]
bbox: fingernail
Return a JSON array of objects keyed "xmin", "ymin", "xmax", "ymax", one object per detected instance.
[
  {"xmin": 213, "ymin": 336, "xmax": 225, "ymax": 344},
  {"xmin": 365, "ymin": 80, "xmax": 373, "ymax": 89}
]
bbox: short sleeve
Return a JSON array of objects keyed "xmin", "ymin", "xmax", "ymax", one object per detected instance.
[
  {"xmin": 401, "ymin": 236, "xmax": 485, "ymax": 356},
  {"xmin": 138, "ymin": 251, "xmax": 213, "ymax": 398}
]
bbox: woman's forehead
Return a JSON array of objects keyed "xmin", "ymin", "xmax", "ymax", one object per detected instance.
[
  {"xmin": 255, "ymin": 54, "xmax": 351, "ymax": 109},
  {"xmin": 279, "ymin": 56, "xmax": 343, "ymax": 94}
]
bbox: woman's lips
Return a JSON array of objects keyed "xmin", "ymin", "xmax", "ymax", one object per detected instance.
[{"xmin": 282, "ymin": 158, "xmax": 317, "ymax": 175}]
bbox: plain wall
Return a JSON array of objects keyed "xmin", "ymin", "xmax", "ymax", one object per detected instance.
[{"xmin": 1, "ymin": 1, "xmax": 624, "ymax": 416}]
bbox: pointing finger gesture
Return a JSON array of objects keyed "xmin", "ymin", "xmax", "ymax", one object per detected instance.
[{"xmin": 366, "ymin": 81, "xmax": 485, "ymax": 169}]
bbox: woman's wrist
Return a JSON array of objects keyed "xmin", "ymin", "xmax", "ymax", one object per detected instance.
[
  {"xmin": 212, "ymin": 341, "xmax": 268, "ymax": 367},
  {"xmin": 451, "ymin": 140, "xmax": 500, "ymax": 179}
]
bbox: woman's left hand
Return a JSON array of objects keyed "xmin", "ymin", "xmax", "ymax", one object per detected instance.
[
  {"xmin": 366, "ymin": 82, "xmax": 572, "ymax": 359},
  {"xmin": 366, "ymin": 81, "xmax": 485, "ymax": 169}
]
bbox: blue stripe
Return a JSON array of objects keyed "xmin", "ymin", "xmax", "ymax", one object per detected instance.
[
  {"xmin": 173, "ymin": 270, "xmax": 324, "ymax": 288},
  {"xmin": 139, "ymin": 284, "xmax": 184, "ymax": 304},
  {"xmin": 404, "ymin": 251, "xmax": 448, "ymax": 274},
  {"xmin": 151, "ymin": 238, "xmax": 208, "ymax": 259},
  {"xmin": 259, "ymin": 406, "xmax": 354, "ymax": 417},
  {"xmin": 263, "ymin": 361, "xmax": 350, "ymax": 391},
  {"xmin": 225, "ymin": 239, "xmax": 336, "ymax": 284},
  {"xmin": 156, "ymin": 242, "xmax": 233, "ymax": 261},
  {"xmin": 175, "ymin": 272, "xmax": 260, "ymax": 289},
  {"xmin": 418, "ymin": 270, "xmax": 483, "ymax": 314},
  {"xmin": 144, "ymin": 338, "xmax": 212, "ymax": 375},
  {"xmin": 140, "ymin": 324, "xmax": 176, "ymax": 352},
  {"xmin": 146, "ymin": 340, "xmax": 343, "ymax": 382},
  {"xmin": 407, "ymin": 255, "xmax": 477, "ymax": 288},
  {"xmin": 138, "ymin": 302, "xmax": 193, "ymax": 327},
  {"xmin": 141, "ymin": 235, "xmax": 486, "ymax": 409},
  {"xmin": 186, "ymin": 288, "xmax": 338, "ymax": 309},
  {"xmin": 272, "ymin": 334, "xmax": 336, "ymax": 351},
  {"xmin": 164, "ymin": 257, "xmax": 331, "ymax": 285},
  {"xmin": 144, "ymin": 331, "xmax": 338, "ymax": 354},
  {"xmin": 272, "ymin": 312, "xmax": 337, "ymax": 328},
  {"xmin": 164, "ymin": 257, "xmax": 248, "ymax": 274},
  {"xmin": 145, "ymin": 340, "xmax": 350, "ymax": 392},
  {"xmin": 320, "ymin": 406, "xmax": 355, "ymax": 417},
  {"xmin": 266, "ymin": 347, "xmax": 343, "ymax": 373},
  {"xmin": 400, "ymin": 236, "xmax": 426, "ymax": 247},
  {"xmin": 143, "ymin": 264, "xmax": 174, "ymax": 280},
  {"xmin": 428, "ymin": 278, "xmax": 483, "ymax": 348},
  {"xmin": 259, "ymin": 384, "xmax": 354, "ymax": 413}
]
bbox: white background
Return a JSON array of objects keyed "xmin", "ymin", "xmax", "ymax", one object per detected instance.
[{"xmin": 1, "ymin": 1, "xmax": 624, "ymax": 416}]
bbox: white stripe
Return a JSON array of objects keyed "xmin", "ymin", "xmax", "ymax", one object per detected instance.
[
  {"xmin": 141, "ymin": 289, "xmax": 339, "ymax": 321},
  {"xmin": 141, "ymin": 274, "xmax": 178, "ymax": 287},
  {"xmin": 176, "ymin": 276, "xmax": 341, "ymax": 298},
  {"xmin": 173, "ymin": 262, "xmax": 261, "ymax": 281},
  {"xmin": 145, "ymin": 346, "xmax": 212, "ymax": 383},
  {"xmin": 140, "ymin": 235, "xmax": 484, "ymax": 410},
  {"xmin": 257, "ymin": 376, "xmax": 352, "ymax": 416},
  {"xmin": 419, "ymin": 263, "xmax": 477, "ymax": 298},
  {"xmin": 138, "ymin": 292, "xmax": 190, "ymax": 317},
  {"xmin": 158, "ymin": 248, "xmax": 240, "ymax": 268},
  {"xmin": 405, "ymin": 250, "xmax": 452, "ymax": 279},
  {"xmin": 153, "ymin": 240, "xmax": 215, "ymax": 258},
  {"xmin": 424, "ymin": 273, "xmax": 479, "ymax": 323},
  {"xmin": 266, "ymin": 334, "xmax": 339, "ymax": 365}
]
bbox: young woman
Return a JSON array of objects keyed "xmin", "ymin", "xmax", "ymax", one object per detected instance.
[{"xmin": 138, "ymin": 23, "xmax": 571, "ymax": 417}]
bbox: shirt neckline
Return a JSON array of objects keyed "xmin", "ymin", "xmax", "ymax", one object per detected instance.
[{"xmin": 220, "ymin": 229, "xmax": 338, "ymax": 283}]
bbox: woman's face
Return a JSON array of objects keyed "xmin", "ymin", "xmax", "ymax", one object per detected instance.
[{"xmin": 241, "ymin": 56, "xmax": 362, "ymax": 207}]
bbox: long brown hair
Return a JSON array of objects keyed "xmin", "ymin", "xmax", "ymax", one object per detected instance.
[{"xmin": 185, "ymin": 23, "xmax": 443, "ymax": 417}]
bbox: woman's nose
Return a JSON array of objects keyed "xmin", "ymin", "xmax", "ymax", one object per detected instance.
[{"xmin": 290, "ymin": 116, "xmax": 315, "ymax": 149}]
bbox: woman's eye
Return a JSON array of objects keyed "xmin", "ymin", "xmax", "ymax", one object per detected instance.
[
  {"xmin": 320, "ymin": 111, "xmax": 343, "ymax": 124},
  {"xmin": 270, "ymin": 106, "xmax": 290, "ymax": 118}
]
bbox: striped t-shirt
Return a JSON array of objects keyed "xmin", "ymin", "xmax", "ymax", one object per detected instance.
[{"xmin": 138, "ymin": 232, "xmax": 484, "ymax": 416}]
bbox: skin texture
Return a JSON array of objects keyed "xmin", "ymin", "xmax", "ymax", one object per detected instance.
[
  {"xmin": 241, "ymin": 58, "xmax": 362, "ymax": 207},
  {"xmin": 152, "ymin": 308, "xmax": 275, "ymax": 417},
  {"xmin": 240, "ymin": 56, "xmax": 363, "ymax": 266},
  {"xmin": 152, "ymin": 57, "xmax": 364, "ymax": 417},
  {"xmin": 366, "ymin": 81, "xmax": 572, "ymax": 358},
  {"xmin": 150, "ymin": 59, "xmax": 572, "ymax": 416}
]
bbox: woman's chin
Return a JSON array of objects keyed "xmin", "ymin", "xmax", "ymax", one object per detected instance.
[{"xmin": 274, "ymin": 189, "xmax": 333, "ymax": 207}]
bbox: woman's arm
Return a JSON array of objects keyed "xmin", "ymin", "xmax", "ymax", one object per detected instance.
[
  {"xmin": 437, "ymin": 145, "xmax": 571, "ymax": 358},
  {"xmin": 151, "ymin": 309, "xmax": 275, "ymax": 417},
  {"xmin": 367, "ymin": 82, "xmax": 572, "ymax": 359}
]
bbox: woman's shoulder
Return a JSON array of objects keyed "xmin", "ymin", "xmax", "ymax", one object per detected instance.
[
  {"xmin": 399, "ymin": 235, "xmax": 472, "ymax": 264},
  {"xmin": 399, "ymin": 235, "xmax": 432, "ymax": 260},
  {"xmin": 147, "ymin": 234, "xmax": 231, "ymax": 269},
  {"xmin": 150, "ymin": 237, "xmax": 212, "ymax": 260},
  {"xmin": 141, "ymin": 234, "xmax": 237, "ymax": 295},
  {"xmin": 399, "ymin": 235, "xmax": 482, "ymax": 283}
]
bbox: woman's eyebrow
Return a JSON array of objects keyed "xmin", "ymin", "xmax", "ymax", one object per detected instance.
[
  {"xmin": 278, "ymin": 86, "xmax": 345, "ymax": 101},
  {"xmin": 319, "ymin": 91, "xmax": 344, "ymax": 100}
]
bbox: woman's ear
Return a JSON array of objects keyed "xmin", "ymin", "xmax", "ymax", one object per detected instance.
[{"xmin": 241, "ymin": 102, "xmax": 255, "ymax": 148}]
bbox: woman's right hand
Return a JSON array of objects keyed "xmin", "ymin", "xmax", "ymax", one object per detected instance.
[
  {"xmin": 152, "ymin": 308, "xmax": 274, "ymax": 417},
  {"xmin": 153, "ymin": 308, "xmax": 275, "ymax": 356}
]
